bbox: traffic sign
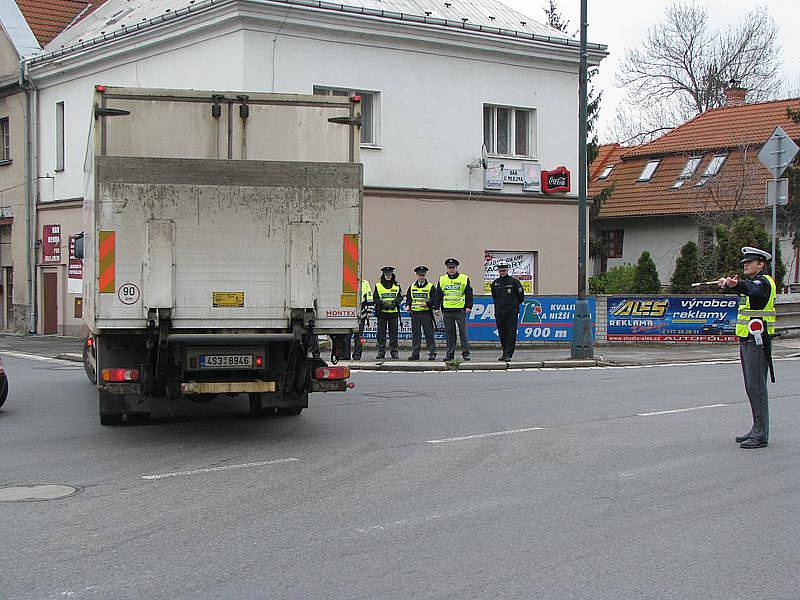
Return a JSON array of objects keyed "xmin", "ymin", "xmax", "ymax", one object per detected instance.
[
  {"xmin": 766, "ymin": 178, "xmax": 789, "ymax": 207},
  {"xmin": 757, "ymin": 126, "xmax": 799, "ymax": 178}
]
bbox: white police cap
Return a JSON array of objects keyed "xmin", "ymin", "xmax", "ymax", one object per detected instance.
[{"xmin": 740, "ymin": 246, "xmax": 771, "ymax": 263}]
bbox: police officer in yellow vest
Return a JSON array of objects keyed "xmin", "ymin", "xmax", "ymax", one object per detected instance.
[
  {"xmin": 374, "ymin": 266, "xmax": 403, "ymax": 359},
  {"xmin": 436, "ymin": 257, "xmax": 473, "ymax": 362},
  {"xmin": 351, "ymin": 279, "xmax": 373, "ymax": 361},
  {"xmin": 718, "ymin": 246, "xmax": 777, "ymax": 449},
  {"xmin": 406, "ymin": 266, "xmax": 438, "ymax": 361}
]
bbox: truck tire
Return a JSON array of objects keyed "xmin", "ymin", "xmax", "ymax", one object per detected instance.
[
  {"xmin": 100, "ymin": 412, "xmax": 123, "ymax": 426},
  {"xmin": 278, "ymin": 407, "xmax": 303, "ymax": 416},
  {"xmin": 83, "ymin": 337, "xmax": 97, "ymax": 384},
  {"xmin": 0, "ymin": 373, "xmax": 8, "ymax": 408}
]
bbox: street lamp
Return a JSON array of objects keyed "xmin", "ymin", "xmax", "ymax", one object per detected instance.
[{"xmin": 570, "ymin": 0, "xmax": 594, "ymax": 359}]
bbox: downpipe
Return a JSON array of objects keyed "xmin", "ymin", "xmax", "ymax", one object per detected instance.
[{"xmin": 21, "ymin": 59, "xmax": 37, "ymax": 333}]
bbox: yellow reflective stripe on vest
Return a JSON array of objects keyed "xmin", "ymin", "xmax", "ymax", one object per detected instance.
[
  {"xmin": 439, "ymin": 273, "xmax": 468, "ymax": 309},
  {"xmin": 378, "ymin": 283, "xmax": 400, "ymax": 313},
  {"xmin": 735, "ymin": 274, "xmax": 776, "ymax": 337},
  {"xmin": 409, "ymin": 282, "xmax": 434, "ymax": 311}
]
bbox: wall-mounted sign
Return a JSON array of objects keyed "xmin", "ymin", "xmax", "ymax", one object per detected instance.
[
  {"xmin": 541, "ymin": 166, "xmax": 571, "ymax": 193},
  {"xmin": 484, "ymin": 163, "xmax": 503, "ymax": 190},
  {"xmin": 42, "ymin": 224, "xmax": 61, "ymax": 263},
  {"xmin": 484, "ymin": 250, "xmax": 536, "ymax": 293},
  {"xmin": 68, "ymin": 235, "xmax": 83, "ymax": 294},
  {"xmin": 521, "ymin": 163, "xmax": 541, "ymax": 192}
]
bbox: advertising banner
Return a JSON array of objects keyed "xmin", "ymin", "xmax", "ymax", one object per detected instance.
[
  {"xmin": 606, "ymin": 296, "xmax": 739, "ymax": 342},
  {"xmin": 484, "ymin": 251, "xmax": 535, "ymax": 293},
  {"xmin": 363, "ymin": 296, "xmax": 595, "ymax": 342},
  {"xmin": 42, "ymin": 224, "xmax": 61, "ymax": 264},
  {"xmin": 68, "ymin": 236, "xmax": 83, "ymax": 294}
]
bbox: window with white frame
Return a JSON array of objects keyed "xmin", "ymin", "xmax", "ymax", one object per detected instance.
[
  {"xmin": 313, "ymin": 86, "xmax": 378, "ymax": 146},
  {"xmin": 597, "ymin": 164, "xmax": 614, "ymax": 180},
  {"xmin": 695, "ymin": 152, "xmax": 727, "ymax": 186},
  {"xmin": 483, "ymin": 105, "xmax": 536, "ymax": 157},
  {"xmin": 0, "ymin": 118, "xmax": 9, "ymax": 163},
  {"xmin": 55, "ymin": 102, "xmax": 65, "ymax": 171},
  {"xmin": 637, "ymin": 159, "xmax": 660, "ymax": 182},
  {"xmin": 671, "ymin": 156, "xmax": 702, "ymax": 188}
]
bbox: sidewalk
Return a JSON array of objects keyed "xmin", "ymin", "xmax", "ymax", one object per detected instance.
[{"xmin": 2, "ymin": 333, "xmax": 799, "ymax": 370}]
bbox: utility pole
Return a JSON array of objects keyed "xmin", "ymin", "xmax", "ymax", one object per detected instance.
[{"xmin": 570, "ymin": 0, "xmax": 594, "ymax": 359}]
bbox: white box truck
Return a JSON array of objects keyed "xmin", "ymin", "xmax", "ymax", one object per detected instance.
[{"xmin": 78, "ymin": 87, "xmax": 362, "ymax": 424}]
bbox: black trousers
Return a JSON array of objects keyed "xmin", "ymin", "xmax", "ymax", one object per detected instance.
[
  {"xmin": 410, "ymin": 311, "xmax": 436, "ymax": 357},
  {"xmin": 740, "ymin": 339, "xmax": 769, "ymax": 441},
  {"xmin": 376, "ymin": 313, "xmax": 399, "ymax": 354},
  {"xmin": 496, "ymin": 312, "xmax": 519, "ymax": 357},
  {"xmin": 443, "ymin": 310, "xmax": 470, "ymax": 358},
  {"xmin": 352, "ymin": 317, "xmax": 366, "ymax": 359}
]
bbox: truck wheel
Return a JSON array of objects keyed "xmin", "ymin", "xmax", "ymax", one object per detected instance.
[
  {"xmin": 278, "ymin": 407, "xmax": 303, "ymax": 416},
  {"xmin": 249, "ymin": 393, "xmax": 265, "ymax": 417},
  {"xmin": 83, "ymin": 338, "xmax": 97, "ymax": 384},
  {"xmin": 0, "ymin": 373, "xmax": 8, "ymax": 408}
]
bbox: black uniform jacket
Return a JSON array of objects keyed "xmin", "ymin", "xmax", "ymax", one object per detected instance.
[{"xmin": 490, "ymin": 275, "xmax": 525, "ymax": 316}]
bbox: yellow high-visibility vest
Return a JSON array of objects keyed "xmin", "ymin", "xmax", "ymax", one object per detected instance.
[
  {"xmin": 377, "ymin": 283, "xmax": 401, "ymax": 313},
  {"xmin": 438, "ymin": 273, "xmax": 468, "ymax": 309},
  {"xmin": 361, "ymin": 280, "xmax": 373, "ymax": 303},
  {"xmin": 735, "ymin": 274, "xmax": 776, "ymax": 337},
  {"xmin": 409, "ymin": 281, "xmax": 434, "ymax": 311}
]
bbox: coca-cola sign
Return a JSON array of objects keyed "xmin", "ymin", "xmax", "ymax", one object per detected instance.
[{"xmin": 541, "ymin": 166, "xmax": 571, "ymax": 193}]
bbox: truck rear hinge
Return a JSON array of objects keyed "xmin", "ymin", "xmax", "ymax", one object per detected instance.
[{"xmin": 327, "ymin": 116, "xmax": 362, "ymax": 126}]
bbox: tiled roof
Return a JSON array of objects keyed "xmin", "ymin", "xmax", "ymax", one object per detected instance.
[
  {"xmin": 16, "ymin": 0, "xmax": 108, "ymax": 46},
  {"xmin": 590, "ymin": 98, "xmax": 800, "ymax": 219},
  {"xmin": 623, "ymin": 98, "xmax": 800, "ymax": 158}
]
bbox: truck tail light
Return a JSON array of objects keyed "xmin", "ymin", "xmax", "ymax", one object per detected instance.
[
  {"xmin": 256, "ymin": 356, "xmax": 263, "ymax": 367},
  {"xmin": 87, "ymin": 337, "xmax": 94, "ymax": 347},
  {"xmin": 314, "ymin": 366, "xmax": 350, "ymax": 380},
  {"xmin": 101, "ymin": 368, "xmax": 139, "ymax": 382}
]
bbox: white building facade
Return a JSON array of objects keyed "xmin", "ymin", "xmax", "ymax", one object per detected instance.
[{"xmin": 24, "ymin": 0, "xmax": 606, "ymax": 334}]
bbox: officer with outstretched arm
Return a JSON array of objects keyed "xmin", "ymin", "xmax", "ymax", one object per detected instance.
[{"xmin": 718, "ymin": 246, "xmax": 777, "ymax": 449}]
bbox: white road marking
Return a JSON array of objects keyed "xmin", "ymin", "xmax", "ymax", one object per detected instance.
[
  {"xmin": 141, "ymin": 457, "xmax": 299, "ymax": 480},
  {"xmin": 426, "ymin": 426, "xmax": 544, "ymax": 444},
  {"xmin": 637, "ymin": 403, "xmax": 728, "ymax": 417},
  {"xmin": 0, "ymin": 350, "xmax": 72, "ymax": 363}
]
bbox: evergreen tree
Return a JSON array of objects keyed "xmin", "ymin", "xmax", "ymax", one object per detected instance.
[
  {"xmin": 670, "ymin": 241, "xmax": 700, "ymax": 293},
  {"xmin": 632, "ymin": 251, "xmax": 661, "ymax": 293},
  {"xmin": 712, "ymin": 217, "xmax": 785, "ymax": 287}
]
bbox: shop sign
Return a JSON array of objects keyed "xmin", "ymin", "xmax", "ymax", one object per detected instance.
[
  {"xmin": 484, "ymin": 163, "xmax": 503, "ymax": 190},
  {"xmin": 606, "ymin": 296, "xmax": 738, "ymax": 342},
  {"xmin": 541, "ymin": 166, "xmax": 571, "ymax": 193},
  {"xmin": 68, "ymin": 235, "xmax": 83, "ymax": 294},
  {"xmin": 483, "ymin": 251, "xmax": 535, "ymax": 293},
  {"xmin": 42, "ymin": 224, "xmax": 61, "ymax": 263}
]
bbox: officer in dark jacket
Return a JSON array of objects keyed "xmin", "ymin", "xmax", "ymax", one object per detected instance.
[
  {"xmin": 374, "ymin": 266, "xmax": 403, "ymax": 359},
  {"xmin": 406, "ymin": 266, "xmax": 438, "ymax": 361},
  {"xmin": 718, "ymin": 246, "xmax": 777, "ymax": 449},
  {"xmin": 490, "ymin": 261, "xmax": 525, "ymax": 361}
]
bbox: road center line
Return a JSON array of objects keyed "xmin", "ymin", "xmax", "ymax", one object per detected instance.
[
  {"xmin": 426, "ymin": 426, "xmax": 544, "ymax": 444},
  {"xmin": 141, "ymin": 458, "xmax": 299, "ymax": 480},
  {"xmin": 637, "ymin": 403, "xmax": 728, "ymax": 417}
]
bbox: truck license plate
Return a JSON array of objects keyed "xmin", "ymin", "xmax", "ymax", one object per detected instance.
[{"xmin": 199, "ymin": 355, "xmax": 253, "ymax": 369}]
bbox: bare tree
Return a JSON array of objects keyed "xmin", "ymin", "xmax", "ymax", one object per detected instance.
[{"xmin": 615, "ymin": 2, "xmax": 782, "ymax": 136}]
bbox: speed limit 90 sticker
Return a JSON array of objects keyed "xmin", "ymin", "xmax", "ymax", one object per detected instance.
[{"xmin": 117, "ymin": 282, "xmax": 141, "ymax": 305}]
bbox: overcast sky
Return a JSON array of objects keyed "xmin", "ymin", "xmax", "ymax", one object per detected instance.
[{"xmin": 497, "ymin": 0, "xmax": 800, "ymax": 141}]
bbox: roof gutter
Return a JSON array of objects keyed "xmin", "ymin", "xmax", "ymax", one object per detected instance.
[{"xmin": 26, "ymin": 0, "xmax": 606, "ymax": 68}]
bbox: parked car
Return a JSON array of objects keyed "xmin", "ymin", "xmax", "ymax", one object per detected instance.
[
  {"xmin": 0, "ymin": 355, "xmax": 8, "ymax": 407},
  {"xmin": 701, "ymin": 319, "xmax": 736, "ymax": 335}
]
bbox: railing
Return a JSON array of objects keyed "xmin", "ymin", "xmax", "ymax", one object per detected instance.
[{"xmin": 776, "ymin": 294, "xmax": 800, "ymax": 334}]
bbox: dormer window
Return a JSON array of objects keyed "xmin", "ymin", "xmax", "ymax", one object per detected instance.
[
  {"xmin": 637, "ymin": 159, "xmax": 660, "ymax": 182},
  {"xmin": 671, "ymin": 156, "xmax": 702, "ymax": 189},
  {"xmin": 695, "ymin": 153, "xmax": 727, "ymax": 186},
  {"xmin": 597, "ymin": 164, "xmax": 614, "ymax": 180}
]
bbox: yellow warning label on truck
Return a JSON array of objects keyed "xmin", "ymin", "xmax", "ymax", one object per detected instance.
[{"xmin": 213, "ymin": 292, "xmax": 245, "ymax": 307}]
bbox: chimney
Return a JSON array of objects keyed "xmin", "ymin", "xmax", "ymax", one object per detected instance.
[{"xmin": 724, "ymin": 80, "xmax": 747, "ymax": 107}]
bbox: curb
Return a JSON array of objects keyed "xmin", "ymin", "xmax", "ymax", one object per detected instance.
[
  {"xmin": 56, "ymin": 353, "xmax": 83, "ymax": 363},
  {"xmin": 344, "ymin": 359, "xmax": 605, "ymax": 372}
]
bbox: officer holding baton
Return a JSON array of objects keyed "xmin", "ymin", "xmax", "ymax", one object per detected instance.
[{"xmin": 718, "ymin": 246, "xmax": 777, "ymax": 449}]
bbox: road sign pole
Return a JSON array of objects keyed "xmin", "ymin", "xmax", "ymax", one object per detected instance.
[{"xmin": 771, "ymin": 133, "xmax": 780, "ymax": 279}]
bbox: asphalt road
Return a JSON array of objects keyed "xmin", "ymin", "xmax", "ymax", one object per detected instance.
[{"xmin": 1, "ymin": 353, "xmax": 799, "ymax": 599}]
